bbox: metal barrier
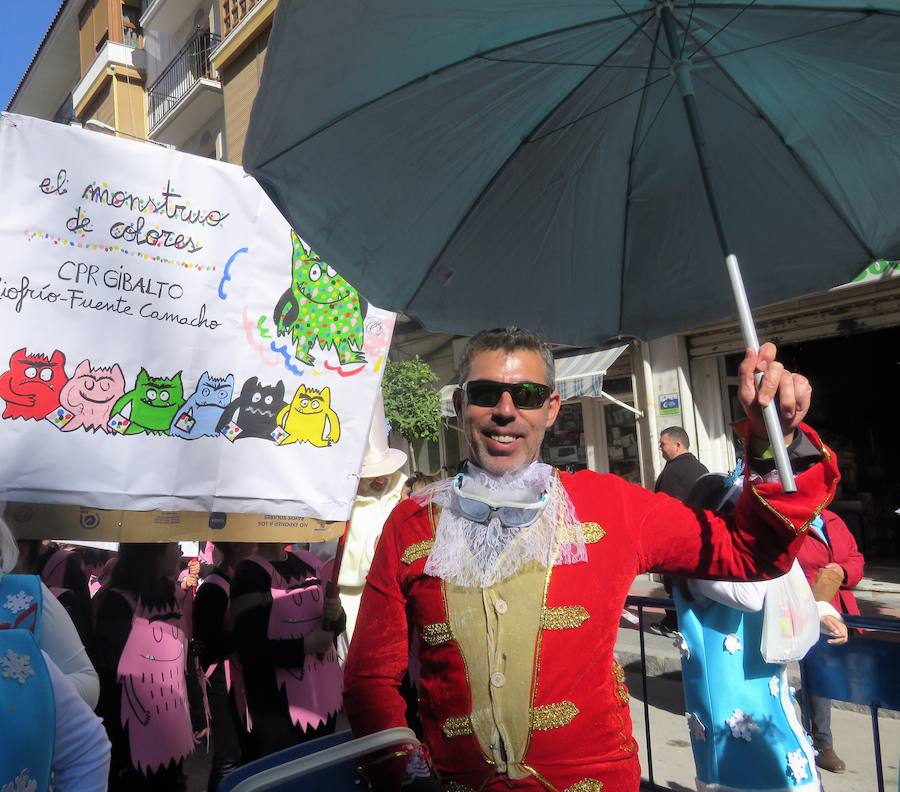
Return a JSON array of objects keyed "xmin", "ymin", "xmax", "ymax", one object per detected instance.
[
  {"xmin": 147, "ymin": 29, "xmax": 222, "ymax": 132},
  {"xmin": 625, "ymin": 595, "xmax": 673, "ymax": 791},
  {"xmin": 799, "ymin": 613, "xmax": 900, "ymax": 792},
  {"xmin": 624, "ymin": 595, "xmax": 900, "ymax": 792}
]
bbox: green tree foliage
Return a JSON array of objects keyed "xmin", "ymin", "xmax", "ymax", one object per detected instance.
[{"xmin": 382, "ymin": 358, "xmax": 441, "ymax": 468}]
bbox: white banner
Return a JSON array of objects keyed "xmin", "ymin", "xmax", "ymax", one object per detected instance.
[{"xmin": 0, "ymin": 113, "xmax": 394, "ymax": 521}]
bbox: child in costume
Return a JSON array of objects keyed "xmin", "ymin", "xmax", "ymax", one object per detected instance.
[
  {"xmin": 675, "ymin": 468, "xmax": 847, "ymax": 792},
  {"xmin": 231, "ymin": 542, "xmax": 346, "ymax": 759},
  {"xmin": 193, "ymin": 541, "xmax": 256, "ymax": 790},
  {"xmin": 92, "ymin": 542, "xmax": 206, "ymax": 791},
  {"xmin": 0, "ymin": 514, "xmax": 110, "ymax": 791}
]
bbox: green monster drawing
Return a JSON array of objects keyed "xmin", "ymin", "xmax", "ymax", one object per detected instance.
[
  {"xmin": 273, "ymin": 231, "xmax": 366, "ymax": 366},
  {"xmin": 111, "ymin": 369, "xmax": 184, "ymax": 435}
]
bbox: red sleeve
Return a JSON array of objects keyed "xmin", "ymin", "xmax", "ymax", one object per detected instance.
[
  {"xmin": 825, "ymin": 511, "xmax": 865, "ymax": 588},
  {"xmin": 343, "ymin": 499, "xmax": 413, "ymax": 735},
  {"xmin": 633, "ymin": 423, "xmax": 839, "ymax": 580}
]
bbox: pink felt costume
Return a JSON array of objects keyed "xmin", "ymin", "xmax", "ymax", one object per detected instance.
[
  {"xmin": 114, "ymin": 588, "xmax": 195, "ymax": 775},
  {"xmin": 246, "ymin": 552, "xmax": 343, "ymax": 731}
]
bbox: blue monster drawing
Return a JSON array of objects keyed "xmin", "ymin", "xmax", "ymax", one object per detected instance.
[{"xmin": 169, "ymin": 372, "xmax": 235, "ymax": 440}]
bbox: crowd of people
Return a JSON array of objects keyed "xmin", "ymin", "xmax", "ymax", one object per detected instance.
[{"xmin": 0, "ymin": 326, "xmax": 872, "ymax": 792}]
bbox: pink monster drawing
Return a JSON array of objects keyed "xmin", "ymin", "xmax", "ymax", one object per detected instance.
[
  {"xmin": 59, "ymin": 360, "xmax": 126, "ymax": 433},
  {"xmin": 251, "ymin": 552, "xmax": 343, "ymax": 731},
  {"xmin": 115, "ymin": 590, "xmax": 194, "ymax": 775}
]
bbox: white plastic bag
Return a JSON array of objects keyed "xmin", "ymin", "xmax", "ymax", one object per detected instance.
[{"xmin": 761, "ymin": 560, "xmax": 820, "ymax": 663}]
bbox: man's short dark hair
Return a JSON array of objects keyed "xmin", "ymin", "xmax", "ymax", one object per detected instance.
[
  {"xmin": 458, "ymin": 327, "xmax": 555, "ymax": 387},
  {"xmin": 661, "ymin": 426, "xmax": 690, "ymax": 449}
]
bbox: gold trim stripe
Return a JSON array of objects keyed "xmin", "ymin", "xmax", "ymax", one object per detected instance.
[
  {"xmin": 442, "ymin": 715, "xmax": 474, "ymax": 738},
  {"xmin": 530, "ymin": 700, "xmax": 579, "ymax": 731},
  {"xmin": 566, "ymin": 780, "xmax": 603, "ymax": 792},
  {"xmin": 612, "ymin": 661, "xmax": 629, "ymax": 705},
  {"xmin": 421, "ymin": 622, "xmax": 453, "ymax": 646},
  {"xmin": 444, "ymin": 783, "xmax": 478, "ymax": 792},
  {"xmin": 581, "ymin": 522, "xmax": 606, "ymax": 543},
  {"xmin": 542, "ymin": 606, "xmax": 590, "ymax": 630},
  {"xmin": 401, "ymin": 539, "xmax": 434, "ymax": 564}
]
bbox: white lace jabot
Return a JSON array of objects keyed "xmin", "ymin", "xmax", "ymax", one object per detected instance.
[{"xmin": 414, "ymin": 461, "xmax": 587, "ymax": 588}]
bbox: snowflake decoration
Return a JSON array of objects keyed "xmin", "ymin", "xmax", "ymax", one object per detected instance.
[
  {"xmin": 673, "ymin": 631, "xmax": 690, "ymax": 660},
  {"xmin": 768, "ymin": 676, "xmax": 780, "ymax": 697},
  {"xmin": 787, "ymin": 749, "xmax": 810, "ymax": 782},
  {"xmin": 2, "ymin": 591, "xmax": 33, "ymax": 615},
  {"xmin": 1, "ymin": 768, "xmax": 38, "ymax": 792},
  {"xmin": 0, "ymin": 650, "xmax": 35, "ymax": 685},
  {"xmin": 726, "ymin": 709, "xmax": 759, "ymax": 742},
  {"xmin": 686, "ymin": 712, "xmax": 706, "ymax": 742},
  {"xmin": 723, "ymin": 633, "xmax": 742, "ymax": 654}
]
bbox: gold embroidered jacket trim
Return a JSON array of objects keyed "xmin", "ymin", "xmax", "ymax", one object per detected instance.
[
  {"xmin": 581, "ymin": 522, "xmax": 606, "ymax": 543},
  {"xmin": 442, "ymin": 715, "xmax": 474, "ymax": 738},
  {"xmin": 566, "ymin": 780, "xmax": 603, "ymax": 792},
  {"xmin": 541, "ymin": 606, "xmax": 590, "ymax": 630},
  {"xmin": 529, "ymin": 700, "xmax": 579, "ymax": 731},
  {"xmin": 401, "ymin": 539, "xmax": 434, "ymax": 564},
  {"xmin": 421, "ymin": 622, "xmax": 453, "ymax": 646}
]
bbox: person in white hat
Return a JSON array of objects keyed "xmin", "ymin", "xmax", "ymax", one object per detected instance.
[{"xmin": 339, "ymin": 391, "xmax": 408, "ymax": 641}]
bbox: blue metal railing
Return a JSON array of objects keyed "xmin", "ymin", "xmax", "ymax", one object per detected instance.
[{"xmin": 624, "ymin": 595, "xmax": 900, "ymax": 792}]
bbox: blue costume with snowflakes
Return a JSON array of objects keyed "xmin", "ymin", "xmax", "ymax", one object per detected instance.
[
  {"xmin": 674, "ymin": 583, "xmax": 818, "ymax": 792},
  {"xmin": 0, "ymin": 574, "xmax": 55, "ymax": 792}
]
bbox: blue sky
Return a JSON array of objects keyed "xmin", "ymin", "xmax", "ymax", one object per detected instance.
[{"xmin": 1, "ymin": 2, "xmax": 64, "ymax": 110}]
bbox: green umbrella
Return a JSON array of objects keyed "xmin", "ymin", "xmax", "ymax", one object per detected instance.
[{"xmin": 245, "ymin": 1, "xmax": 900, "ymax": 489}]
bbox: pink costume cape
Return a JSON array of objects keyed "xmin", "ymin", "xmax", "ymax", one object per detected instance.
[
  {"xmin": 247, "ymin": 551, "xmax": 343, "ymax": 732},
  {"xmin": 115, "ymin": 588, "xmax": 194, "ymax": 775}
]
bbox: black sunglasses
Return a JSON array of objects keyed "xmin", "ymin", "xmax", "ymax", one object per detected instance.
[{"xmin": 463, "ymin": 380, "xmax": 552, "ymax": 409}]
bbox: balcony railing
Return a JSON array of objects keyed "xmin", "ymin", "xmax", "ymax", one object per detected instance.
[
  {"xmin": 222, "ymin": 0, "xmax": 262, "ymax": 36},
  {"xmin": 147, "ymin": 29, "xmax": 221, "ymax": 131}
]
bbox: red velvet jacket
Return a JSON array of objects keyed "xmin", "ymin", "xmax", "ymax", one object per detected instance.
[
  {"xmin": 796, "ymin": 508, "xmax": 863, "ymax": 616},
  {"xmin": 344, "ymin": 424, "xmax": 838, "ymax": 791}
]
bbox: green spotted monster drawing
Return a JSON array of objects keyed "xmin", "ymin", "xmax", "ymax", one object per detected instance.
[{"xmin": 273, "ymin": 231, "xmax": 366, "ymax": 367}]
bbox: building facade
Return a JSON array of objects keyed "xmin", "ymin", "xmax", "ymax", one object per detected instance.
[{"xmin": 8, "ymin": 0, "xmax": 278, "ymax": 164}]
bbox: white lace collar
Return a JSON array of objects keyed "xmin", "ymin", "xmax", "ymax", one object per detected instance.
[{"xmin": 414, "ymin": 461, "xmax": 587, "ymax": 588}]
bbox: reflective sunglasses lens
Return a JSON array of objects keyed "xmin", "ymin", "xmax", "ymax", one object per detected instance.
[
  {"xmin": 497, "ymin": 506, "xmax": 542, "ymax": 527},
  {"xmin": 510, "ymin": 383, "xmax": 550, "ymax": 409},
  {"xmin": 455, "ymin": 494, "xmax": 493, "ymax": 523},
  {"xmin": 465, "ymin": 381, "xmax": 504, "ymax": 407}
]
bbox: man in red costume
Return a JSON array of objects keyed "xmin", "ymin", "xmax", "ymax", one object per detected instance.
[{"xmin": 345, "ymin": 327, "xmax": 838, "ymax": 792}]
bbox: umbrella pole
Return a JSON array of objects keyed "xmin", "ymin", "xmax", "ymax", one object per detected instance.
[{"xmin": 660, "ymin": 7, "xmax": 796, "ymax": 493}]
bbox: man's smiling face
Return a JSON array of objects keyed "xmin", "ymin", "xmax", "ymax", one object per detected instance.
[{"xmin": 455, "ymin": 348, "xmax": 560, "ymax": 476}]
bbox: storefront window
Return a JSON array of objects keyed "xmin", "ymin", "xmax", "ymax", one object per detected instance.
[
  {"xmin": 604, "ymin": 403, "xmax": 640, "ymax": 484},
  {"xmin": 541, "ymin": 402, "xmax": 587, "ymax": 472}
]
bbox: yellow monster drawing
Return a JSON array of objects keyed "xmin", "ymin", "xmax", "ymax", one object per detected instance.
[{"xmin": 277, "ymin": 385, "xmax": 341, "ymax": 447}]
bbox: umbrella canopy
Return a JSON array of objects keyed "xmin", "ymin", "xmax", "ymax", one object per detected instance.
[{"xmin": 245, "ymin": 1, "xmax": 900, "ymax": 348}]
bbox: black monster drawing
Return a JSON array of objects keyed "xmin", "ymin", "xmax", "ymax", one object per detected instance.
[{"xmin": 215, "ymin": 377, "xmax": 287, "ymax": 440}]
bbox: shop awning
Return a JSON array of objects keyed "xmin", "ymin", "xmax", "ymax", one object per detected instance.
[{"xmin": 440, "ymin": 344, "xmax": 632, "ymax": 417}]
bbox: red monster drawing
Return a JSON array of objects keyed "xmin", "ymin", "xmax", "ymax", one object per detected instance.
[{"xmin": 0, "ymin": 349, "xmax": 68, "ymax": 420}]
